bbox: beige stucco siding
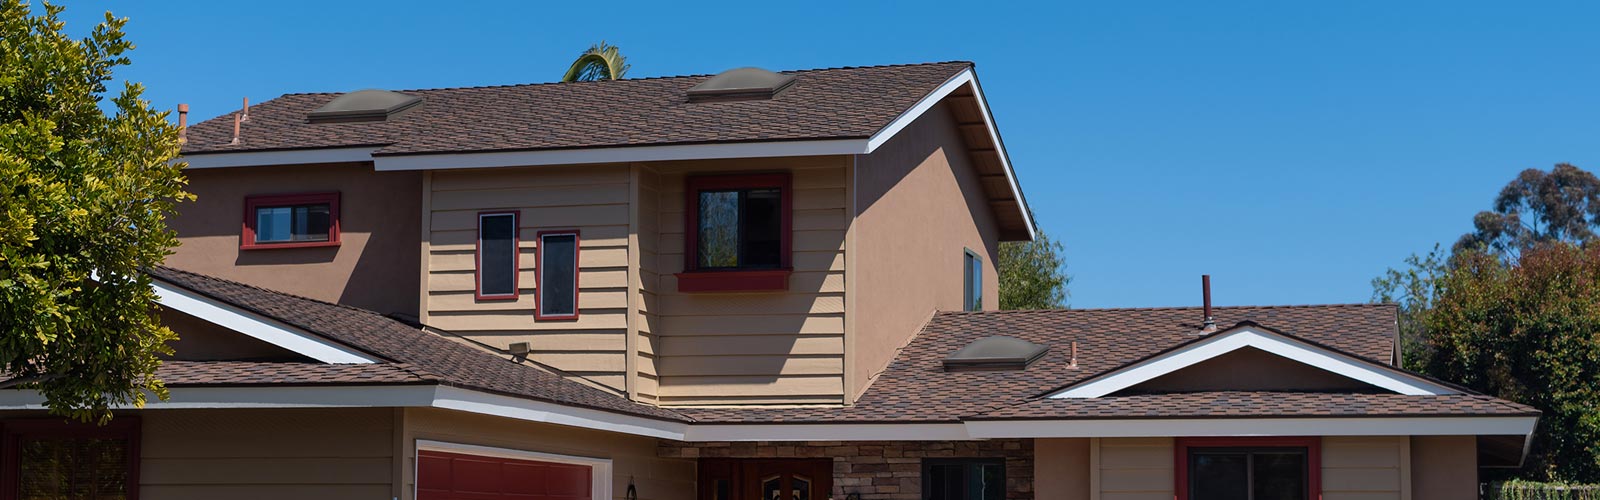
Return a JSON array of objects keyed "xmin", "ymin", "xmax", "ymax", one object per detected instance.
[
  {"xmin": 425, "ymin": 164, "xmax": 632, "ymax": 391},
  {"xmin": 850, "ymin": 101, "xmax": 1002, "ymax": 401},
  {"xmin": 139, "ymin": 408, "xmax": 395, "ymax": 500},
  {"xmin": 1036, "ymin": 438, "xmax": 1092, "ymax": 500},
  {"xmin": 169, "ymin": 163, "xmax": 423, "ymax": 316},
  {"xmin": 1132, "ymin": 347, "xmax": 1375, "ymax": 393},
  {"xmin": 1323, "ymin": 436, "xmax": 1411, "ymax": 500},
  {"xmin": 647, "ymin": 157, "xmax": 849, "ymax": 405},
  {"xmin": 399, "ymin": 408, "xmax": 693, "ymax": 500},
  {"xmin": 1410, "ymin": 436, "xmax": 1476, "ymax": 499}
]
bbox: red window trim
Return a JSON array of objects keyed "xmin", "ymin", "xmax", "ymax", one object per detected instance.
[
  {"xmin": 534, "ymin": 230, "xmax": 581, "ymax": 321},
  {"xmin": 240, "ymin": 191, "xmax": 342, "ymax": 250},
  {"xmin": 475, "ymin": 211, "xmax": 521, "ymax": 301},
  {"xmin": 1175, "ymin": 436, "xmax": 1321, "ymax": 500},
  {"xmin": 677, "ymin": 173, "xmax": 793, "ymax": 293},
  {"xmin": 0, "ymin": 417, "xmax": 141, "ymax": 500}
]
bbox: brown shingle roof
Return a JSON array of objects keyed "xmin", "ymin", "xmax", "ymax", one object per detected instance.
[
  {"xmin": 179, "ymin": 62, "xmax": 973, "ymax": 156},
  {"xmin": 680, "ymin": 305, "xmax": 1402, "ymax": 423},
  {"xmin": 156, "ymin": 360, "xmax": 433, "ymax": 386},
  {"xmin": 970, "ymin": 392, "xmax": 1538, "ymax": 419},
  {"xmin": 147, "ymin": 266, "xmax": 690, "ymax": 422}
]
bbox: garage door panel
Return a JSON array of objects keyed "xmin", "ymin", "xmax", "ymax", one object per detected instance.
[{"xmin": 419, "ymin": 450, "xmax": 594, "ymax": 500}]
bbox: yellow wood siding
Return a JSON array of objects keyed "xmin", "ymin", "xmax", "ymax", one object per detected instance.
[
  {"xmin": 139, "ymin": 408, "xmax": 394, "ymax": 500},
  {"xmin": 425, "ymin": 164, "xmax": 632, "ymax": 391},
  {"xmin": 648, "ymin": 157, "xmax": 849, "ymax": 405}
]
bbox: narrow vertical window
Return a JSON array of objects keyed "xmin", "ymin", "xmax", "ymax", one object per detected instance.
[
  {"xmin": 536, "ymin": 231, "xmax": 580, "ymax": 320},
  {"xmin": 476, "ymin": 212, "xmax": 519, "ymax": 300},
  {"xmin": 964, "ymin": 249, "xmax": 983, "ymax": 311}
]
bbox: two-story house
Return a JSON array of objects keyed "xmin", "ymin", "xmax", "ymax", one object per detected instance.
[{"xmin": 0, "ymin": 62, "xmax": 1536, "ymax": 500}]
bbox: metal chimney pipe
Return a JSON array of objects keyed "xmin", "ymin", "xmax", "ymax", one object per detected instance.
[
  {"xmin": 176, "ymin": 104, "xmax": 189, "ymax": 144},
  {"xmin": 241, "ymin": 97, "xmax": 250, "ymax": 122},
  {"xmin": 230, "ymin": 113, "xmax": 240, "ymax": 145},
  {"xmin": 1202, "ymin": 275, "xmax": 1216, "ymax": 332}
]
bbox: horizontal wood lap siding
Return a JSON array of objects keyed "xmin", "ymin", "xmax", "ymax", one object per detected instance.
[
  {"xmin": 651, "ymin": 157, "xmax": 849, "ymax": 404},
  {"xmin": 1096, "ymin": 437, "xmax": 1175, "ymax": 500},
  {"xmin": 634, "ymin": 166, "xmax": 663, "ymax": 403},
  {"xmin": 426, "ymin": 165, "xmax": 631, "ymax": 391},
  {"xmin": 1321, "ymin": 436, "xmax": 1410, "ymax": 500},
  {"xmin": 138, "ymin": 408, "xmax": 394, "ymax": 500}
]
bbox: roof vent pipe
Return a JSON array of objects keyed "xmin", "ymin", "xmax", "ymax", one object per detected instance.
[
  {"xmin": 176, "ymin": 104, "xmax": 188, "ymax": 144},
  {"xmin": 240, "ymin": 97, "xmax": 250, "ymax": 122},
  {"xmin": 230, "ymin": 113, "xmax": 240, "ymax": 145},
  {"xmin": 1201, "ymin": 274, "xmax": 1216, "ymax": 333}
]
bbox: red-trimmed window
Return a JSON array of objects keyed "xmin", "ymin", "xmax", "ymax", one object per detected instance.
[
  {"xmin": 535, "ymin": 230, "xmax": 580, "ymax": 320},
  {"xmin": 678, "ymin": 173, "xmax": 792, "ymax": 292},
  {"xmin": 1176, "ymin": 437, "xmax": 1320, "ymax": 500},
  {"xmin": 241, "ymin": 192, "xmax": 340, "ymax": 250},
  {"xmin": 1, "ymin": 417, "xmax": 141, "ymax": 500},
  {"xmin": 476, "ymin": 211, "xmax": 520, "ymax": 300}
]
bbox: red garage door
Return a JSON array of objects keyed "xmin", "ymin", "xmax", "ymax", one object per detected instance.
[{"xmin": 419, "ymin": 449, "xmax": 593, "ymax": 500}]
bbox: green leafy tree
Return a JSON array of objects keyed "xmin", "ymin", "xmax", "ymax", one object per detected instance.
[
  {"xmin": 0, "ymin": 1, "xmax": 191, "ymax": 423},
  {"xmin": 1456, "ymin": 163, "xmax": 1600, "ymax": 257},
  {"xmin": 1370, "ymin": 244, "xmax": 1448, "ymax": 370},
  {"xmin": 561, "ymin": 41, "xmax": 630, "ymax": 82},
  {"xmin": 1422, "ymin": 244, "xmax": 1600, "ymax": 482},
  {"xmin": 999, "ymin": 229, "xmax": 1070, "ymax": 310}
]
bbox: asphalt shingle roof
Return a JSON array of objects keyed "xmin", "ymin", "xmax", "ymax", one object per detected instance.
[
  {"xmin": 970, "ymin": 392, "xmax": 1538, "ymax": 420},
  {"xmin": 179, "ymin": 62, "xmax": 973, "ymax": 156}
]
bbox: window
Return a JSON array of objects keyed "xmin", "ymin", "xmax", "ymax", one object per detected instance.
[
  {"xmin": 679, "ymin": 173, "xmax": 792, "ymax": 292},
  {"xmin": 536, "ymin": 231, "xmax": 579, "ymax": 320},
  {"xmin": 1177, "ymin": 437, "xmax": 1320, "ymax": 500},
  {"xmin": 963, "ymin": 249, "xmax": 983, "ymax": 311},
  {"xmin": 923, "ymin": 458, "xmax": 1004, "ymax": 500},
  {"xmin": 1, "ymin": 418, "xmax": 140, "ymax": 500},
  {"xmin": 241, "ymin": 192, "xmax": 339, "ymax": 249},
  {"xmin": 476, "ymin": 211, "xmax": 519, "ymax": 300}
]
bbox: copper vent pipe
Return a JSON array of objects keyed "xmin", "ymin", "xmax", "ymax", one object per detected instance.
[
  {"xmin": 1201, "ymin": 275, "xmax": 1216, "ymax": 332},
  {"xmin": 176, "ymin": 104, "xmax": 189, "ymax": 144},
  {"xmin": 1069, "ymin": 340, "xmax": 1079, "ymax": 369},
  {"xmin": 240, "ymin": 97, "xmax": 250, "ymax": 122},
  {"xmin": 230, "ymin": 113, "xmax": 240, "ymax": 145}
]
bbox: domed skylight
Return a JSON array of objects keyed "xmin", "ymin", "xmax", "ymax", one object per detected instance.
[
  {"xmin": 687, "ymin": 67, "xmax": 797, "ymax": 103},
  {"xmin": 942, "ymin": 335, "xmax": 1050, "ymax": 371},
  {"xmin": 307, "ymin": 89, "xmax": 423, "ymax": 123}
]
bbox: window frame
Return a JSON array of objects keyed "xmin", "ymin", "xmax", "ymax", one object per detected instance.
[
  {"xmin": 963, "ymin": 248, "xmax": 983, "ymax": 311},
  {"xmin": 1175, "ymin": 436, "xmax": 1321, "ymax": 500},
  {"xmin": 921, "ymin": 457, "xmax": 1006, "ymax": 500},
  {"xmin": 240, "ymin": 192, "xmax": 341, "ymax": 250},
  {"xmin": 678, "ymin": 173, "xmax": 793, "ymax": 292},
  {"xmin": 534, "ymin": 229, "xmax": 581, "ymax": 321},
  {"xmin": 0, "ymin": 417, "xmax": 142, "ymax": 500},
  {"xmin": 475, "ymin": 211, "xmax": 521, "ymax": 301}
]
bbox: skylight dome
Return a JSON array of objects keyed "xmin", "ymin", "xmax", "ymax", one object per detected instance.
[
  {"xmin": 686, "ymin": 67, "xmax": 797, "ymax": 103},
  {"xmin": 942, "ymin": 335, "xmax": 1050, "ymax": 371},
  {"xmin": 307, "ymin": 89, "xmax": 423, "ymax": 123}
]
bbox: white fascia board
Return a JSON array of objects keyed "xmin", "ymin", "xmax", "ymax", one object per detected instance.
[
  {"xmin": 965, "ymin": 416, "xmax": 1540, "ymax": 439},
  {"xmin": 372, "ymin": 139, "xmax": 869, "ymax": 171},
  {"xmin": 177, "ymin": 147, "xmax": 378, "ymax": 169},
  {"xmin": 417, "ymin": 439, "xmax": 613, "ymax": 499},
  {"xmin": 684, "ymin": 422, "xmax": 972, "ymax": 442},
  {"xmin": 1050, "ymin": 327, "xmax": 1459, "ymax": 399},
  {"xmin": 430, "ymin": 386, "xmax": 688, "ymax": 441},
  {"xmin": 152, "ymin": 281, "xmax": 380, "ymax": 364}
]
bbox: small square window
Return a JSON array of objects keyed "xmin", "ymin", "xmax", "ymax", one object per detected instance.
[
  {"xmin": 241, "ymin": 192, "xmax": 340, "ymax": 250},
  {"xmin": 963, "ymin": 249, "xmax": 983, "ymax": 311},
  {"xmin": 678, "ymin": 173, "xmax": 793, "ymax": 292}
]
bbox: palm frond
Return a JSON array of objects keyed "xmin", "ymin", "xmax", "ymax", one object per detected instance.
[{"xmin": 561, "ymin": 41, "xmax": 630, "ymax": 82}]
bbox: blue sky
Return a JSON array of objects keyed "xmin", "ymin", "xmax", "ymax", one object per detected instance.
[{"xmin": 61, "ymin": 1, "xmax": 1600, "ymax": 308}]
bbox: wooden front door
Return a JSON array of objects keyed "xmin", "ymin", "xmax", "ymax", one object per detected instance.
[{"xmin": 698, "ymin": 458, "xmax": 832, "ymax": 500}]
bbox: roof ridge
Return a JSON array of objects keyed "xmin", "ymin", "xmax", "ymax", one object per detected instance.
[
  {"xmin": 938, "ymin": 302, "xmax": 1396, "ymax": 316},
  {"xmin": 279, "ymin": 60, "xmax": 975, "ymax": 96}
]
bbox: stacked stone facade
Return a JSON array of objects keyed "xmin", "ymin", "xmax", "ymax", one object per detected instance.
[{"xmin": 658, "ymin": 439, "xmax": 1034, "ymax": 500}]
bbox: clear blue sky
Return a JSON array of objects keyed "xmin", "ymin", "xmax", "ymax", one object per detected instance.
[{"xmin": 61, "ymin": 1, "xmax": 1600, "ymax": 309}]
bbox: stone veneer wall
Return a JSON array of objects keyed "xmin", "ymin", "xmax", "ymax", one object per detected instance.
[{"xmin": 658, "ymin": 439, "xmax": 1034, "ymax": 500}]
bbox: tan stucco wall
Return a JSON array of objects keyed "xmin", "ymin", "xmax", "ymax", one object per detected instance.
[
  {"xmin": 1035, "ymin": 438, "xmax": 1091, "ymax": 500},
  {"xmin": 1132, "ymin": 347, "xmax": 1375, "ymax": 393},
  {"xmin": 423, "ymin": 164, "xmax": 633, "ymax": 391},
  {"xmin": 399, "ymin": 407, "xmax": 693, "ymax": 500},
  {"xmin": 1084, "ymin": 436, "xmax": 1418, "ymax": 500},
  {"xmin": 159, "ymin": 308, "xmax": 304, "ymax": 361},
  {"xmin": 139, "ymin": 408, "xmax": 396, "ymax": 500},
  {"xmin": 850, "ymin": 100, "xmax": 1001, "ymax": 401},
  {"xmin": 168, "ymin": 163, "xmax": 423, "ymax": 316},
  {"xmin": 1411, "ymin": 436, "xmax": 1476, "ymax": 500},
  {"xmin": 643, "ymin": 156, "xmax": 850, "ymax": 405}
]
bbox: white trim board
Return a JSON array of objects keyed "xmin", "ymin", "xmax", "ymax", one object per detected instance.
[
  {"xmin": 416, "ymin": 440, "xmax": 612, "ymax": 500},
  {"xmin": 1048, "ymin": 325, "xmax": 1459, "ymax": 398},
  {"xmin": 965, "ymin": 416, "xmax": 1539, "ymax": 439},
  {"xmin": 152, "ymin": 280, "xmax": 379, "ymax": 364},
  {"xmin": 178, "ymin": 147, "xmax": 378, "ymax": 169}
]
